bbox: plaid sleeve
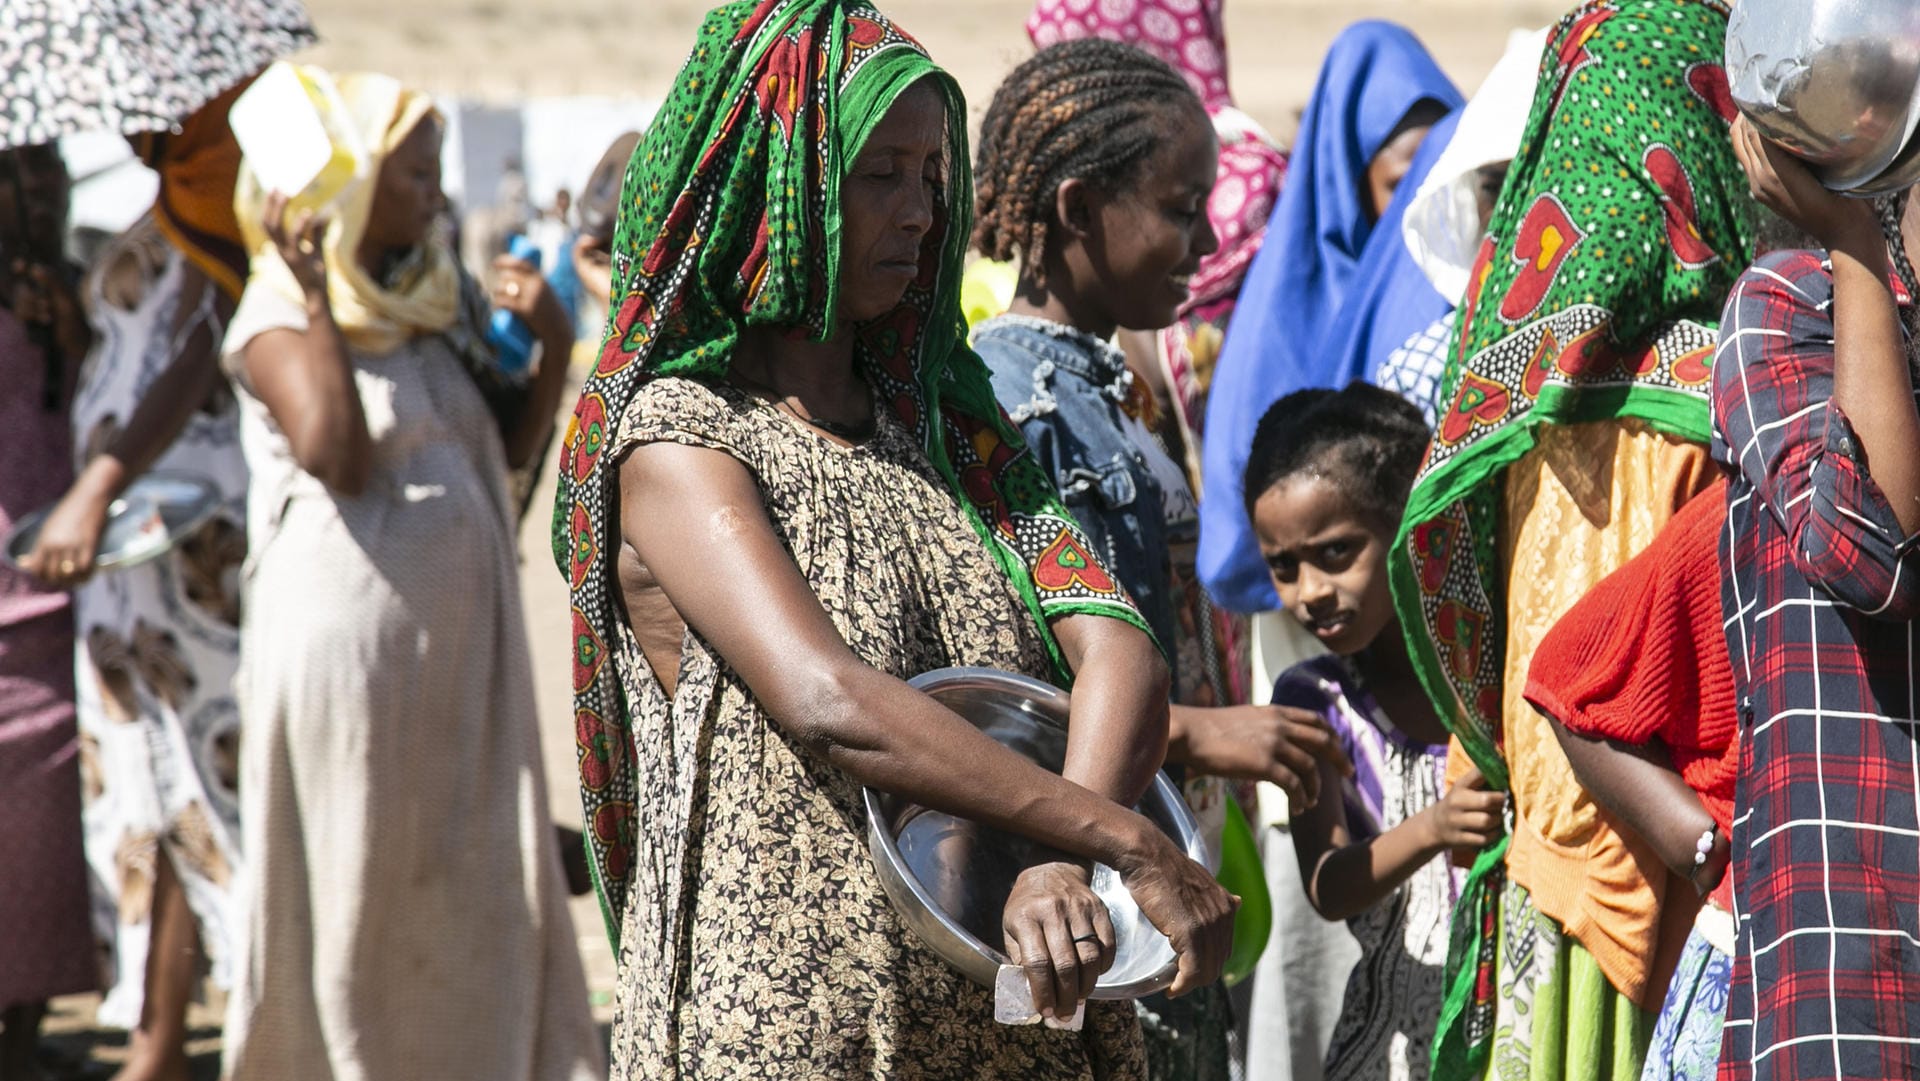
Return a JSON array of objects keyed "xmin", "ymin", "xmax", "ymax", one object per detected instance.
[{"xmin": 1713, "ymin": 251, "xmax": 1920, "ymax": 618}]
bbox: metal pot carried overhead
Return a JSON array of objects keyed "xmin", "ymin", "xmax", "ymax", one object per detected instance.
[{"xmin": 1726, "ymin": 0, "xmax": 1920, "ymax": 195}]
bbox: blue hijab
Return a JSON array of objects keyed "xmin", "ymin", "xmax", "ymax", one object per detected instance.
[
  {"xmin": 1320, "ymin": 106, "xmax": 1460, "ymax": 404},
  {"xmin": 1198, "ymin": 21, "xmax": 1461, "ymax": 612}
]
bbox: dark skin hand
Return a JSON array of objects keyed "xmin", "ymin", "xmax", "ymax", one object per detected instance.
[
  {"xmin": 1285, "ymin": 617, "xmax": 1504, "ymax": 919},
  {"xmin": 1732, "ymin": 115, "xmax": 1920, "ymax": 534},
  {"xmin": 1167, "ymin": 702, "xmax": 1352, "ymax": 811},
  {"xmin": 1543, "ymin": 712, "xmax": 1728, "ymax": 896},
  {"xmin": 1292, "ymin": 759, "xmax": 1504, "ymax": 921},
  {"xmin": 572, "ymin": 232, "xmax": 614, "ymax": 316},
  {"xmin": 22, "ymin": 258, "xmax": 232, "ymax": 587},
  {"xmin": 487, "ymin": 249, "xmax": 576, "ymax": 468}
]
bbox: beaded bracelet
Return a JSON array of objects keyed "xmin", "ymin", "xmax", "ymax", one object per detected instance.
[{"xmin": 1693, "ymin": 824, "xmax": 1718, "ymax": 867}]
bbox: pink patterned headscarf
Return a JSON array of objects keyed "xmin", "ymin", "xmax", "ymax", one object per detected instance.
[{"xmin": 1027, "ymin": 0, "xmax": 1234, "ymax": 112}]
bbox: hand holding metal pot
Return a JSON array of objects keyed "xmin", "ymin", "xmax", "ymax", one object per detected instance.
[{"xmin": 1731, "ymin": 114, "xmax": 1883, "ymax": 251}]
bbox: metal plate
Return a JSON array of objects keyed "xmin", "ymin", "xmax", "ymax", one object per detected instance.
[
  {"xmin": 864, "ymin": 667, "xmax": 1212, "ymax": 1000},
  {"xmin": 3, "ymin": 472, "xmax": 222, "ymax": 574}
]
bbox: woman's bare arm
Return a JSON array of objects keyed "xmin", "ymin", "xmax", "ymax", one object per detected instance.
[
  {"xmin": 488, "ymin": 254, "xmax": 575, "ymax": 468},
  {"xmin": 242, "ymin": 199, "xmax": 373, "ymax": 496},
  {"xmin": 1050, "ymin": 613, "xmax": 1169, "ymax": 808},
  {"xmin": 24, "ymin": 262, "xmax": 234, "ymax": 585},
  {"xmin": 618, "ymin": 438, "xmax": 1234, "ymax": 1003},
  {"xmin": 1545, "ymin": 712, "xmax": 1728, "ymax": 894}
]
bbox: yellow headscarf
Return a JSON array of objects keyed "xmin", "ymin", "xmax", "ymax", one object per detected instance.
[{"xmin": 234, "ymin": 69, "xmax": 460, "ymax": 355}]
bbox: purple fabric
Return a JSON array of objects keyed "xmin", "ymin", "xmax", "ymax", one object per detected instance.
[
  {"xmin": 1268, "ymin": 651, "xmax": 1449, "ymax": 843},
  {"xmin": 0, "ymin": 308, "xmax": 96, "ymax": 1006}
]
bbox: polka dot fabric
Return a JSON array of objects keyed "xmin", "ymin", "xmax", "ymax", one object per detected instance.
[
  {"xmin": 1027, "ymin": 0, "xmax": 1231, "ymax": 111},
  {"xmin": 0, "ymin": 0, "xmax": 315, "ymax": 150}
]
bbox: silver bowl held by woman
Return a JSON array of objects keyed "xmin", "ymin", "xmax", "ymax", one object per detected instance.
[
  {"xmin": 1727, "ymin": 0, "xmax": 1920, "ymax": 194},
  {"xmin": 3, "ymin": 472, "xmax": 223, "ymax": 573},
  {"xmin": 864, "ymin": 667, "xmax": 1215, "ymax": 1000}
]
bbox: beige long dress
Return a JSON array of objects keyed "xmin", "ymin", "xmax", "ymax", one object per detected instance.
[
  {"xmin": 606, "ymin": 376, "xmax": 1146, "ymax": 1080},
  {"xmin": 219, "ymin": 285, "xmax": 603, "ymax": 1081}
]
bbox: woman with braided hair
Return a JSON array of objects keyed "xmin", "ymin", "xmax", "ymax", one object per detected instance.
[
  {"xmin": 969, "ymin": 38, "xmax": 1357, "ymax": 1081},
  {"xmin": 553, "ymin": 2, "xmax": 1236, "ymax": 1077}
]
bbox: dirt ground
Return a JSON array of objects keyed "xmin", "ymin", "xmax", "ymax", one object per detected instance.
[
  {"xmin": 297, "ymin": 0, "xmax": 1571, "ymax": 142},
  {"xmin": 41, "ymin": 0, "xmax": 1569, "ymax": 1074}
]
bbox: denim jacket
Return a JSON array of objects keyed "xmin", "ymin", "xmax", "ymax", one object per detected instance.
[{"xmin": 973, "ymin": 314, "xmax": 1186, "ymax": 658}]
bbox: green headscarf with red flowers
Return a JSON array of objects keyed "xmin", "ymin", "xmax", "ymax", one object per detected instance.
[
  {"xmin": 550, "ymin": 0, "xmax": 1149, "ymax": 945},
  {"xmin": 1384, "ymin": 2, "xmax": 1752, "ymax": 1076}
]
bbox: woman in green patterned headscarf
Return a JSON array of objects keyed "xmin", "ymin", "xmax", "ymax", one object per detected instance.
[
  {"xmin": 1384, "ymin": 2, "xmax": 1751, "ymax": 1079},
  {"xmin": 552, "ymin": 1, "xmax": 1234, "ymax": 1076}
]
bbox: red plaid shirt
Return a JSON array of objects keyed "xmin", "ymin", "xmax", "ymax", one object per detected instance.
[{"xmin": 1712, "ymin": 251, "xmax": 1920, "ymax": 1081}]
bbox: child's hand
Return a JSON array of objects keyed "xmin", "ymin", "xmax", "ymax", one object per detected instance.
[
  {"xmin": 1177, "ymin": 704, "xmax": 1354, "ymax": 811},
  {"xmin": 1423, "ymin": 764, "xmax": 1505, "ymax": 856}
]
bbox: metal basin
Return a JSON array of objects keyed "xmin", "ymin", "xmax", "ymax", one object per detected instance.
[
  {"xmin": 864, "ymin": 667, "xmax": 1213, "ymax": 1000},
  {"xmin": 3, "ymin": 472, "xmax": 221, "ymax": 574},
  {"xmin": 1727, "ymin": 0, "xmax": 1920, "ymax": 192}
]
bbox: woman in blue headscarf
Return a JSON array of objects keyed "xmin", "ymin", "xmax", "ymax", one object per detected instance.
[{"xmin": 1198, "ymin": 22, "xmax": 1462, "ymax": 613}]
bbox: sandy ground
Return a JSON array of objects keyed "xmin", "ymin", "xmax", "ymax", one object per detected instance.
[
  {"xmin": 297, "ymin": 0, "xmax": 1572, "ymax": 143},
  {"xmin": 40, "ymin": 0, "xmax": 1567, "ymax": 1074}
]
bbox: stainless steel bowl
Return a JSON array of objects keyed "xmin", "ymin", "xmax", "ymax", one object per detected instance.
[
  {"xmin": 864, "ymin": 667, "xmax": 1213, "ymax": 1000},
  {"xmin": 1855, "ymin": 122, "xmax": 1920, "ymax": 196},
  {"xmin": 1727, "ymin": 0, "xmax": 1920, "ymax": 192}
]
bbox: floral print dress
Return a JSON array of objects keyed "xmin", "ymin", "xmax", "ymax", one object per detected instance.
[
  {"xmin": 607, "ymin": 376, "xmax": 1147, "ymax": 1080},
  {"xmin": 71, "ymin": 217, "xmax": 247, "ymax": 1026}
]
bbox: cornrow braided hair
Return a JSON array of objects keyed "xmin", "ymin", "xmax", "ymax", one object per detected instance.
[
  {"xmin": 1876, "ymin": 189, "xmax": 1920, "ymax": 378},
  {"xmin": 972, "ymin": 39, "xmax": 1202, "ymax": 284}
]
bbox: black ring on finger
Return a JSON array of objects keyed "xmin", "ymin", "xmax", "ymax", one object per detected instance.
[{"xmin": 1072, "ymin": 933, "xmax": 1101, "ymax": 946}]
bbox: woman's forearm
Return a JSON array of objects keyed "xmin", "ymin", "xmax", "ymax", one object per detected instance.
[
  {"xmin": 1054, "ymin": 613, "xmax": 1170, "ymax": 808},
  {"xmin": 793, "ymin": 657, "xmax": 1164, "ymax": 871},
  {"xmin": 1544, "ymin": 710, "xmax": 1712, "ymax": 875},
  {"xmin": 244, "ymin": 296, "xmax": 372, "ymax": 496},
  {"xmin": 295, "ymin": 299, "xmax": 373, "ymax": 492},
  {"xmin": 1829, "ymin": 226, "xmax": 1920, "ymax": 534},
  {"xmin": 501, "ymin": 323, "xmax": 575, "ymax": 468},
  {"xmin": 97, "ymin": 271, "xmax": 234, "ymax": 490}
]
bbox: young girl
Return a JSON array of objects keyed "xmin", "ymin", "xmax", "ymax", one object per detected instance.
[
  {"xmin": 1243, "ymin": 383, "xmax": 1505, "ymax": 1081},
  {"xmin": 969, "ymin": 39, "xmax": 1351, "ymax": 1081}
]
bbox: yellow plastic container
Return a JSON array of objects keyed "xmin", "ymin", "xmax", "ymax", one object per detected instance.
[{"xmin": 228, "ymin": 62, "xmax": 367, "ymax": 219}]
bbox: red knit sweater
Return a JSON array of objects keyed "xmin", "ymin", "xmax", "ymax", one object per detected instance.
[{"xmin": 1524, "ymin": 477, "xmax": 1739, "ymax": 909}]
